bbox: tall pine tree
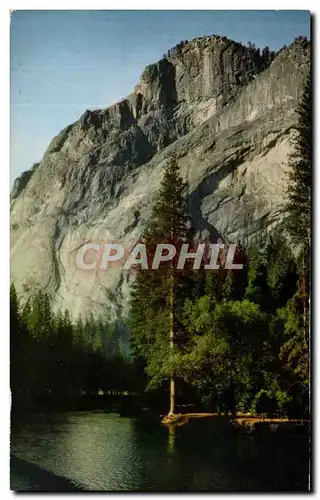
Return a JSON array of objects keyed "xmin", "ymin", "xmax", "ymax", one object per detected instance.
[
  {"xmin": 285, "ymin": 69, "xmax": 311, "ymax": 360},
  {"xmin": 130, "ymin": 155, "xmax": 190, "ymax": 415}
]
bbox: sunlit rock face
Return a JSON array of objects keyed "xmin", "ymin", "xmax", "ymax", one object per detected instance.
[{"xmin": 10, "ymin": 36, "xmax": 310, "ymax": 320}]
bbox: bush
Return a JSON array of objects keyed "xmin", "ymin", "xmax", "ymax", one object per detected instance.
[{"xmin": 251, "ymin": 389, "xmax": 277, "ymax": 417}]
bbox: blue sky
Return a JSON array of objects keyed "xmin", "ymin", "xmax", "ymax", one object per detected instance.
[{"xmin": 10, "ymin": 10, "xmax": 310, "ymax": 185}]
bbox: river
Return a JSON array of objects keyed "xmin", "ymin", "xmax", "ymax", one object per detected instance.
[{"xmin": 10, "ymin": 411, "xmax": 310, "ymax": 491}]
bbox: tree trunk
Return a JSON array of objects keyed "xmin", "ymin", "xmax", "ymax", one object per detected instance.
[
  {"xmin": 169, "ymin": 372, "xmax": 175, "ymax": 415},
  {"xmin": 301, "ymin": 250, "xmax": 309, "ymax": 350},
  {"xmin": 300, "ymin": 245, "xmax": 310, "ymax": 382},
  {"xmin": 168, "ymin": 267, "xmax": 175, "ymax": 415}
]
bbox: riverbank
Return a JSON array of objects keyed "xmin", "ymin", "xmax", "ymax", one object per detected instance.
[
  {"xmin": 10, "ymin": 455, "xmax": 84, "ymax": 491},
  {"xmin": 161, "ymin": 412, "xmax": 310, "ymax": 427}
]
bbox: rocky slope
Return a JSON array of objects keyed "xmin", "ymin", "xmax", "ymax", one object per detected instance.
[{"xmin": 10, "ymin": 35, "xmax": 310, "ymax": 320}]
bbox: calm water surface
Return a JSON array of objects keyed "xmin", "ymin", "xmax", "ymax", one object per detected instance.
[{"xmin": 11, "ymin": 411, "xmax": 310, "ymax": 491}]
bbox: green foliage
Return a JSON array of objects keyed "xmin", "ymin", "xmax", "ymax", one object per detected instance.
[
  {"xmin": 171, "ymin": 225, "xmax": 308, "ymax": 416},
  {"xmin": 222, "ymin": 243, "xmax": 248, "ymax": 301},
  {"xmin": 130, "ymin": 155, "xmax": 192, "ymax": 393},
  {"xmin": 128, "ymin": 152, "xmax": 310, "ymax": 417},
  {"xmin": 251, "ymin": 385, "xmax": 292, "ymax": 417},
  {"xmin": 283, "ymin": 68, "xmax": 311, "ymax": 395},
  {"xmin": 251, "ymin": 389, "xmax": 277, "ymax": 417},
  {"xmin": 245, "ymin": 233, "xmax": 298, "ymax": 312},
  {"xmin": 10, "ymin": 285, "xmax": 137, "ymax": 412},
  {"xmin": 278, "ymin": 294, "xmax": 309, "ymax": 385},
  {"xmin": 266, "ymin": 232, "xmax": 298, "ymax": 308},
  {"xmin": 180, "ymin": 296, "xmax": 269, "ymax": 412},
  {"xmin": 285, "ymin": 70, "xmax": 311, "ymax": 250},
  {"xmin": 26, "ymin": 290, "xmax": 53, "ymax": 339},
  {"xmin": 245, "ymin": 246, "xmax": 269, "ymax": 310}
]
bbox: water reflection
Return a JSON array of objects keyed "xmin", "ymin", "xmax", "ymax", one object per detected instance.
[
  {"xmin": 56, "ymin": 413, "xmax": 144, "ymax": 490},
  {"xmin": 12, "ymin": 412, "xmax": 145, "ymax": 491},
  {"xmin": 11, "ymin": 412, "xmax": 310, "ymax": 492},
  {"xmin": 167, "ymin": 424, "xmax": 176, "ymax": 454}
]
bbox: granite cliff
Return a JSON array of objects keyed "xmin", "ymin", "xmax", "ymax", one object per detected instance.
[{"xmin": 10, "ymin": 35, "xmax": 310, "ymax": 319}]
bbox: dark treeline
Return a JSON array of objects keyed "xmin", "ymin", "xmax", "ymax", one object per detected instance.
[{"xmin": 10, "ymin": 287, "xmax": 145, "ymax": 412}]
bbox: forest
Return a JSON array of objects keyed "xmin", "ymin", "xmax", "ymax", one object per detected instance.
[{"xmin": 10, "ymin": 71, "xmax": 311, "ymax": 420}]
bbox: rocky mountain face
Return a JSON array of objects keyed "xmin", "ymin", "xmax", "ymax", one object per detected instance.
[{"xmin": 10, "ymin": 35, "xmax": 310, "ymax": 320}]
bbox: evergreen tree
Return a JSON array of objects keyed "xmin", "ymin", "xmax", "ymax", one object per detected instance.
[
  {"xmin": 10, "ymin": 283, "xmax": 20, "ymax": 341},
  {"xmin": 245, "ymin": 247, "xmax": 270, "ymax": 310},
  {"xmin": 222, "ymin": 242, "xmax": 248, "ymax": 301},
  {"xmin": 130, "ymin": 155, "xmax": 190, "ymax": 415},
  {"xmin": 10, "ymin": 284, "xmax": 33, "ymax": 407},
  {"xmin": 10, "ymin": 283, "xmax": 139, "ymax": 410},
  {"xmin": 277, "ymin": 293, "xmax": 309, "ymax": 415},
  {"xmin": 73, "ymin": 314, "xmax": 85, "ymax": 347},
  {"xmin": 286, "ymin": 70, "xmax": 312, "ymax": 249},
  {"xmin": 10, "ymin": 284, "xmax": 22, "ymax": 397},
  {"xmin": 285, "ymin": 69, "xmax": 311, "ymax": 363},
  {"xmin": 28, "ymin": 290, "xmax": 53, "ymax": 340},
  {"xmin": 266, "ymin": 232, "xmax": 298, "ymax": 309}
]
